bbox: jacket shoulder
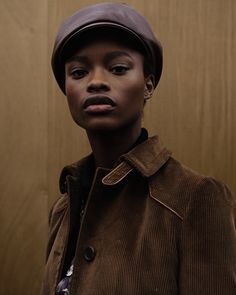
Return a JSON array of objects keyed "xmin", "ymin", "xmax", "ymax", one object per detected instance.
[{"xmin": 149, "ymin": 157, "xmax": 235, "ymax": 220}]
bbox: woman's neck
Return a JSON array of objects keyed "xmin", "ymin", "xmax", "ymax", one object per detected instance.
[{"xmin": 86, "ymin": 124, "xmax": 142, "ymax": 169}]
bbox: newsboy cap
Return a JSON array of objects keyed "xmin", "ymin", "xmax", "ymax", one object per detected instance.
[{"xmin": 51, "ymin": 2, "xmax": 163, "ymax": 94}]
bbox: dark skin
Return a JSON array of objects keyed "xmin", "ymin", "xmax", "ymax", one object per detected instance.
[{"xmin": 65, "ymin": 39, "xmax": 154, "ymax": 168}]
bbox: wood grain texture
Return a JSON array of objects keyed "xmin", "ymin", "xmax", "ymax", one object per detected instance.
[
  {"xmin": 0, "ymin": 0, "xmax": 48, "ymax": 294},
  {"xmin": 0, "ymin": 0, "xmax": 235, "ymax": 294}
]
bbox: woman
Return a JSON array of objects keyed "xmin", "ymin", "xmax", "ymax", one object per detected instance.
[{"xmin": 41, "ymin": 3, "xmax": 236, "ymax": 294}]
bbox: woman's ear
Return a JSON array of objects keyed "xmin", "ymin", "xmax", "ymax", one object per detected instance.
[{"xmin": 144, "ymin": 75, "xmax": 155, "ymax": 100}]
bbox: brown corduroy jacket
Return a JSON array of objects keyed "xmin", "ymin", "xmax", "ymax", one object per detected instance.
[{"xmin": 41, "ymin": 136, "xmax": 236, "ymax": 295}]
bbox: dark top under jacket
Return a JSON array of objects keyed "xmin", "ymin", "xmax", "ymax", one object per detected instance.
[{"xmin": 41, "ymin": 132, "xmax": 236, "ymax": 295}]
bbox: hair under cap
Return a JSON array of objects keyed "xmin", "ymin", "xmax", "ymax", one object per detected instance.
[{"xmin": 51, "ymin": 2, "xmax": 163, "ymax": 94}]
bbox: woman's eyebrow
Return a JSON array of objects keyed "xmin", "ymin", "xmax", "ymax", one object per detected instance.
[
  {"xmin": 104, "ymin": 51, "xmax": 132, "ymax": 64},
  {"xmin": 66, "ymin": 55, "xmax": 89, "ymax": 64}
]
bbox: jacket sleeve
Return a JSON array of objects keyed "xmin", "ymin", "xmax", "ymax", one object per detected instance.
[{"xmin": 179, "ymin": 178, "xmax": 236, "ymax": 294}]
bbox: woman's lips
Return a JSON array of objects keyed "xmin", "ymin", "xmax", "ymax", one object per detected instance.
[
  {"xmin": 83, "ymin": 96, "xmax": 116, "ymax": 114},
  {"xmin": 85, "ymin": 104, "xmax": 115, "ymax": 114}
]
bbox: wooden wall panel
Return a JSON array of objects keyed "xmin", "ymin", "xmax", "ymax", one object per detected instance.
[
  {"xmin": 0, "ymin": 0, "xmax": 235, "ymax": 294},
  {"xmin": 0, "ymin": 0, "xmax": 48, "ymax": 294}
]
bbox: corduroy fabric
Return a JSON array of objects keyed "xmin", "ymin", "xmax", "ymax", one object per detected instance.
[{"xmin": 41, "ymin": 136, "xmax": 236, "ymax": 295}]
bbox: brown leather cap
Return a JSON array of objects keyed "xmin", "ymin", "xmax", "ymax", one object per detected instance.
[{"xmin": 51, "ymin": 2, "xmax": 163, "ymax": 94}]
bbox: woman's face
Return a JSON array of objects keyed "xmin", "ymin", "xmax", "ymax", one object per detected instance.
[{"xmin": 65, "ymin": 39, "xmax": 153, "ymax": 133}]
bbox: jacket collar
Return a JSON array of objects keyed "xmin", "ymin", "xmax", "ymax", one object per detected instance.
[
  {"xmin": 102, "ymin": 135, "xmax": 171, "ymax": 185},
  {"xmin": 59, "ymin": 135, "xmax": 171, "ymax": 191},
  {"xmin": 59, "ymin": 136, "xmax": 185, "ymax": 219},
  {"xmin": 59, "ymin": 154, "xmax": 95, "ymax": 194},
  {"xmin": 102, "ymin": 138, "xmax": 184, "ymax": 220},
  {"xmin": 123, "ymin": 135, "xmax": 171, "ymax": 177}
]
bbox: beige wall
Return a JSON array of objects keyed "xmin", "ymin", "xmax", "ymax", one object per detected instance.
[{"xmin": 0, "ymin": 1, "xmax": 235, "ymax": 294}]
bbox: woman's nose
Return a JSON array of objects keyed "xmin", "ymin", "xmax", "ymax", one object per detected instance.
[{"xmin": 87, "ymin": 68, "xmax": 110, "ymax": 93}]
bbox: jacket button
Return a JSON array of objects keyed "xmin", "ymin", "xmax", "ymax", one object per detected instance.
[{"xmin": 83, "ymin": 246, "xmax": 96, "ymax": 262}]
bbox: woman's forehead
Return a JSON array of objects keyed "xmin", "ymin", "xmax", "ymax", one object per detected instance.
[{"xmin": 66, "ymin": 40, "xmax": 144, "ymax": 67}]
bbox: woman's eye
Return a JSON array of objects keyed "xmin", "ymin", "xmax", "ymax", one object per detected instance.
[
  {"xmin": 71, "ymin": 68, "xmax": 88, "ymax": 79},
  {"xmin": 110, "ymin": 65, "xmax": 129, "ymax": 75}
]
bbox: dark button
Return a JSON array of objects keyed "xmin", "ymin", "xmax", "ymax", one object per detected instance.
[{"xmin": 83, "ymin": 246, "xmax": 96, "ymax": 262}]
